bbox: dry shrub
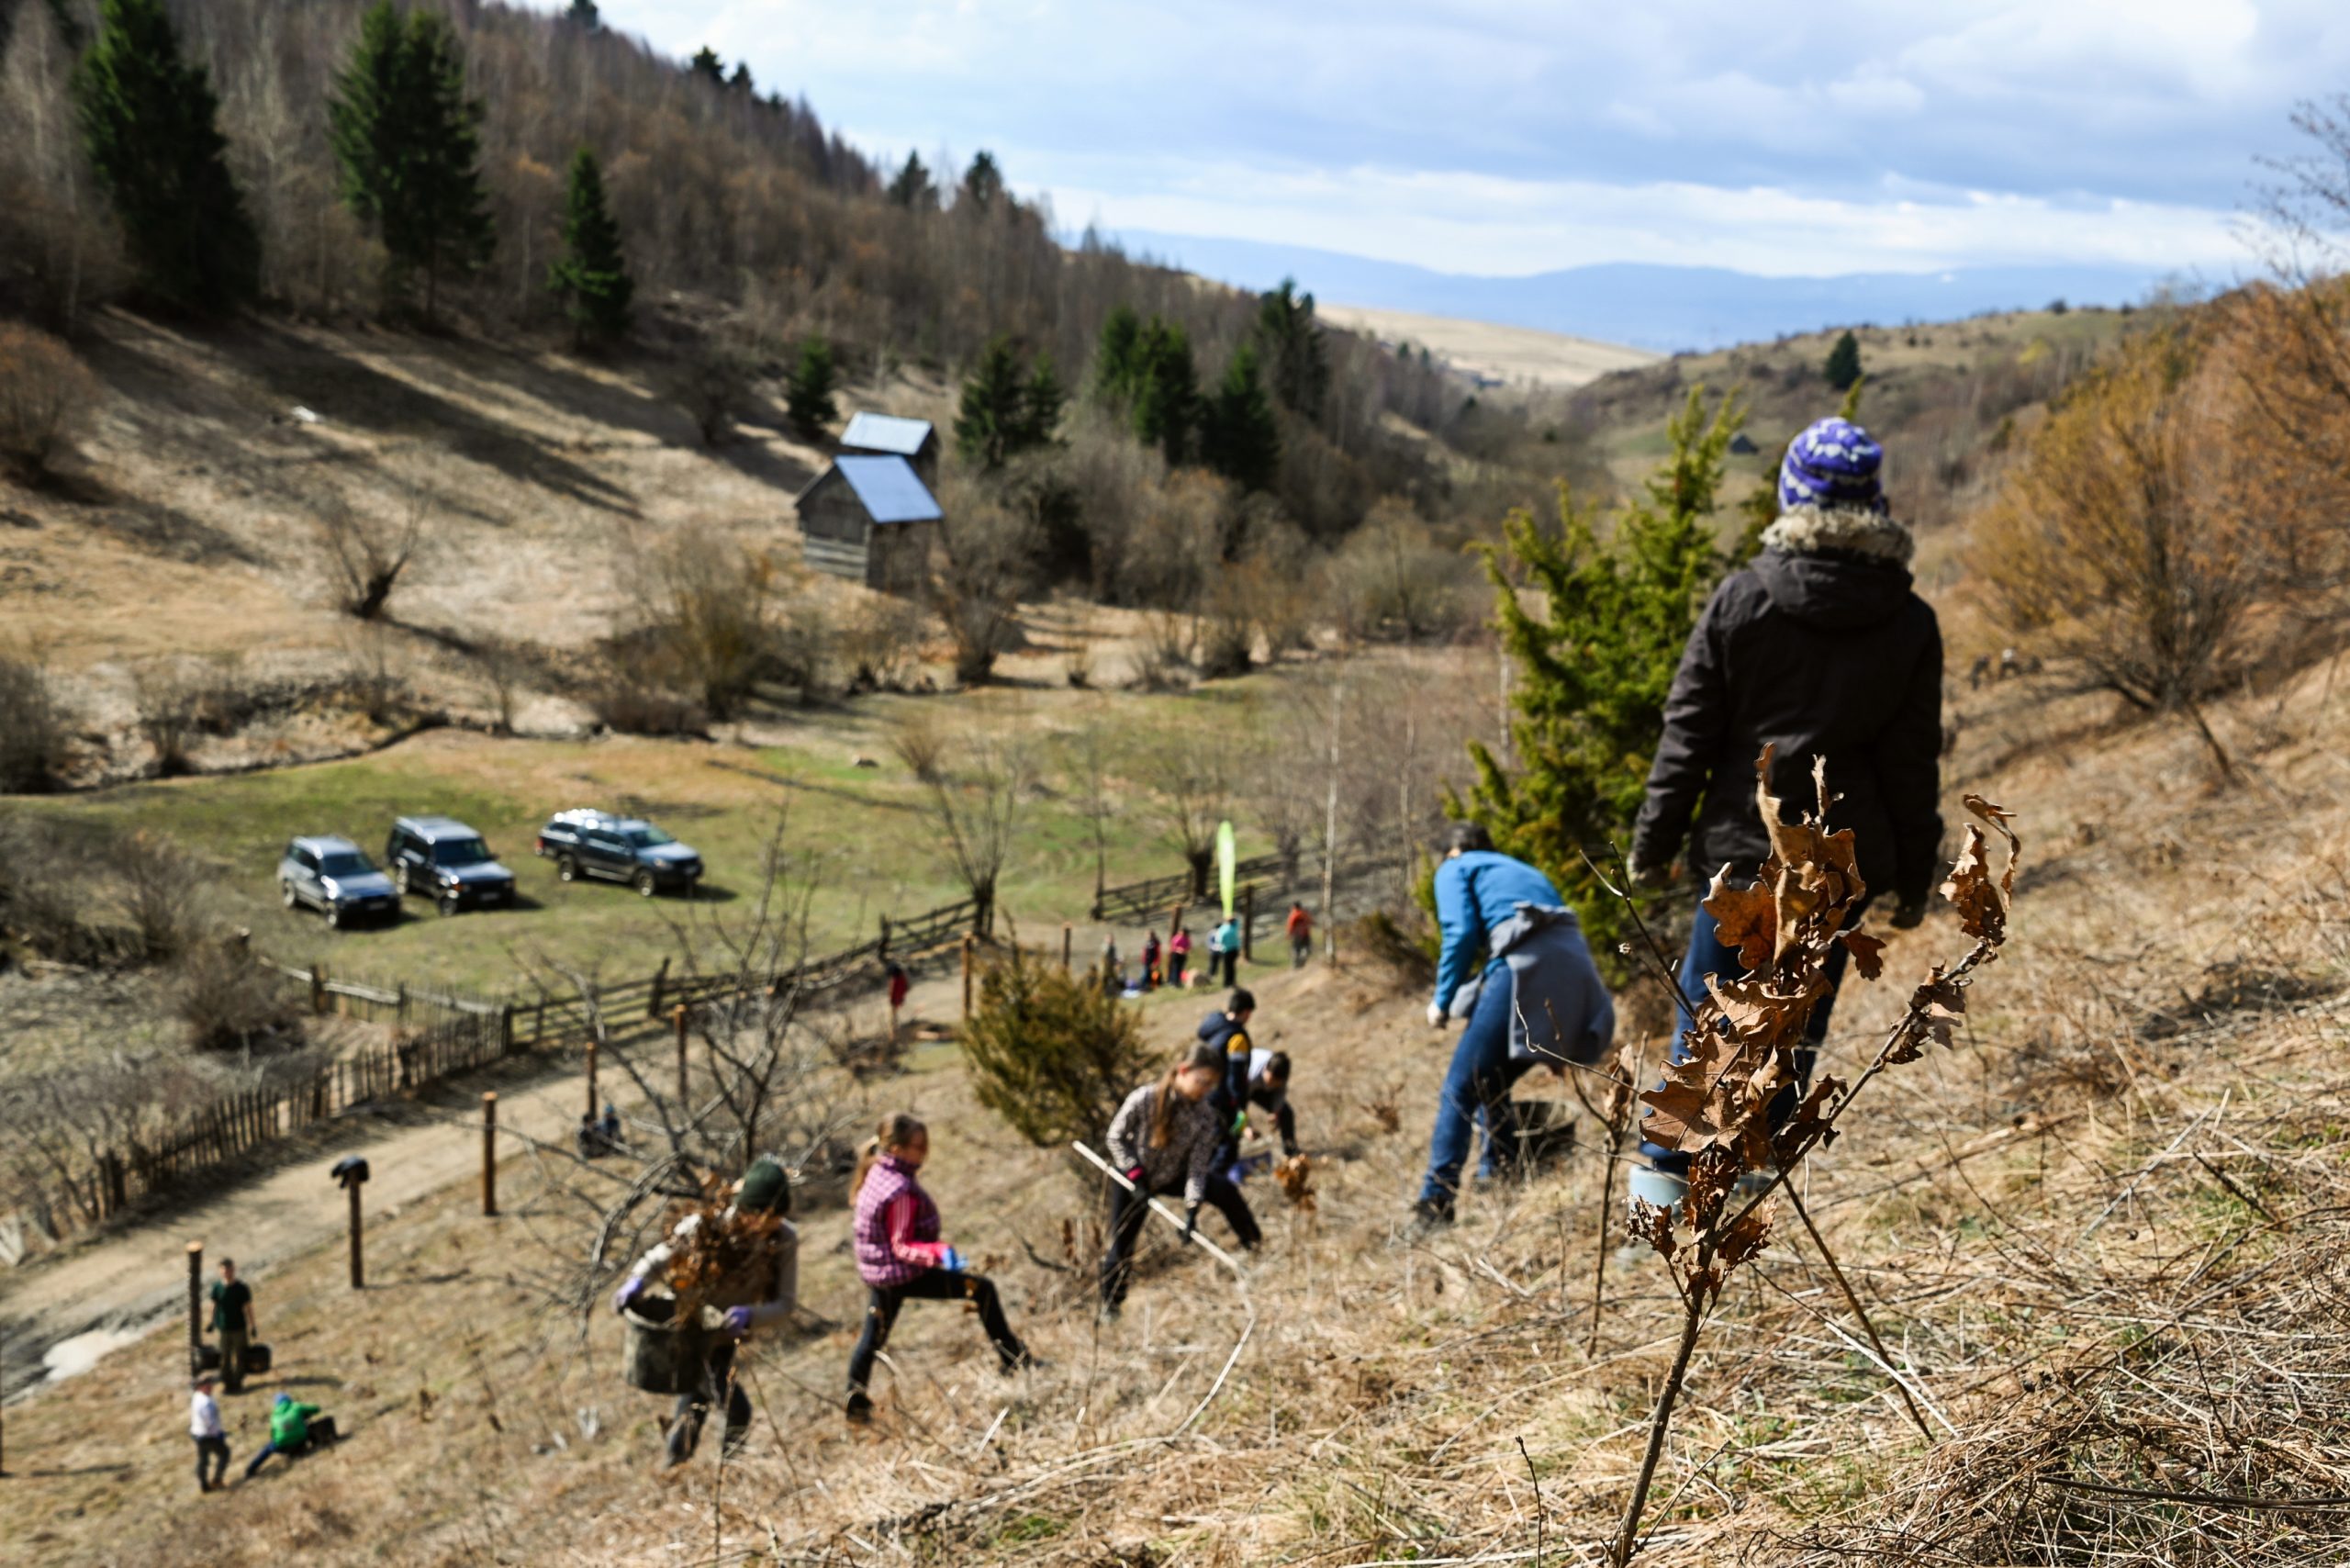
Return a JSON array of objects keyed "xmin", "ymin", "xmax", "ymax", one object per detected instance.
[
  {"xmin": 1327, "ymin": 501, "xmax": 1472, "ymax": 643},
  {"xmin": 316, "ymin": 491, "xmax": 427, "ymax": 621},
  {"xmin": 932, "ymin": 483, "xmax": 1039, "ymax": 685},
  {"xmin": 838, "ymin": 595, "xmax": 929, "ymax": 690},
  {"xmin": 0, "ymin": 644, "xmax": 68, "ymax": 791},
  {"xmin": 0, "ymin": 321, "xmax": 98, "ymax": 483},
  {"xmin": 664, "ymin": 338, "xmax": 755, "ymax": 446},
  {"xmin": 632, "ymin": 525, "xmax": 788, "ymax": 719},
  {"xmin": 1131, "ymin": 610, "xmax": 1196, "ymax": 691},
  {"xmin": 587, "ymin": 669, "xmax": 708, "ymax": 737},
  {"xmin": 170, "ymin": 940, "xmax": 304, "ymax": 1053},
  {"xmin": 960, "ymin": 946, "xmax": 1152, "ymax": 1150},
  {"xmin": 889, "ymin": 710, "xmax": 946, "ymax": 782},
  {"xmin": 113, "ymin": 832, "xmax": 206, "ymax": 963}
]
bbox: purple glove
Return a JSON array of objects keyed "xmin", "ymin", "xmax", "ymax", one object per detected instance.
[
  {"xmin": 611, "ymin": 1276, "xmax": 645, "ymax": 1316},
  {"xmin": 721, "ymin": 1305, "xmax": 755, "ymax": 1338}
]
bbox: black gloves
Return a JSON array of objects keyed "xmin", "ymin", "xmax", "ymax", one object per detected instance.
[
  {"xmin": 1181, "ymin": 1204, "xmax": 1200, "ymax": 1244},
  {"xmin": 1891, "ymin": 898, "xmax": 1928, "ymax": 930}
]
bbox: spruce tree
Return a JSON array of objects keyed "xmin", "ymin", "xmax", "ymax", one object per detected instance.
[
  {"xmin": 956, "ymin": 336, "xmax": 1028, "ymax": 472},
  {"xmin": 786, "ymin": 336, "xmax": 838, "ymax": 441},
  {"xmin": 1092, "ymin": 306, "xmax": 1142, "ymax": 407},
  {"xmin": 961, "ymin": 151, "xmax": 1003, "ymax": 212},
  {"xmin": 1824, "ymin": 328, "xmax": 1863, "ymax": 391},
  {"xmin": 726, "ymin": 62, "xmax": 753, "ymax": 93},
  {"xmin": 688, "ymin": 46, "xmax": 722, "ymax": 83},
  {"xmin": 1024, "ymin": 352, "xmax": 1065, "ymax": 447},
  {"xmin": 1129, "ymin": 317, "xmax": 1195, "ymax": 465},
  {"xmin": 546, "ymin": 147, "xmax": 632, "ymax": 345},
  {"xmin": 565, "ymin": 0, "xmax": 599, "ymax": 28},
  {"xmin": 74, "ymin": 0, "xmax": 259, "ymax": 314},
  {"xmin": 1199, "ymin": 342, "xmax": 1281, "ymax": 491},
  {"xmin": 888, "ymin": 151, "xmax": 935, "ymax": 209},
  {"xmin": 1255, "ymin": 277, "xmax": 1328, "ymax": 420},
  {"xmin": 1456, "ymin": 386, "xmax": 1746, "ymax": 981},
  {"xmin": 330, "ymin": 3, "xmax": 496, "ymax": 321}
]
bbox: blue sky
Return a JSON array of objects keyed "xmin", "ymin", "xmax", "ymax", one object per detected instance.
[{"xmin": 567, "ymin": 1, "xmax": 2350, "ymax": 280}]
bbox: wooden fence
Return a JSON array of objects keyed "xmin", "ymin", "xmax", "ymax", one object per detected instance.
[{"xmin": 1091, "ymin": 852, "xmax": 1293, "ymax": 926}]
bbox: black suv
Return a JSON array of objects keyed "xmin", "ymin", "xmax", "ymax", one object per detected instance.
[
  {"xmin": 384, "ymin": 816, "xmax": 517, "ymax": 915},
  {"xmin": 536, "ymin": 808, "xmax": 703, "ymax": 897}
]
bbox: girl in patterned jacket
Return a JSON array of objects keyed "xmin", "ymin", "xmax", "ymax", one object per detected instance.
[
  {"xmin": 1098, "ymin": 1043, "xmax": 1262, "ymax": 1316},
  {"xmin": 844, "ymin": 1113, "xmax": 1033, "ymax": 1424}
]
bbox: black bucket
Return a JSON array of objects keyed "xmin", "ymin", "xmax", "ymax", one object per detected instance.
[{"xmin": 621, "ymin": 1292, "xmax": 721, "ymax": 1394}]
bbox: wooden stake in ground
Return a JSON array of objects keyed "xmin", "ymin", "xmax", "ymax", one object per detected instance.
[
  {"xmin": 331, "ymin": 1159, "xmax": 370, "ymax": 1291},
  {"xmin": 185, "ymin": 1241, "xmax": 203, "ymax": 1374},
  {"xmin": 481, "ymin": 1092, "xmax": 498, "ymax": 1217},
  {"xmin": 673, "ymin": 1005, "xmax": 689, "ymax": 1108},
  {"xmin": 585, "ymin": 1038, "xmax": 599, "ymax": 1120},
  {"xmin": 1062, "ymin": 923, "xmax": 1072, "ymax": 970},
  {"xmin": 961, "ymin": 934, "xmax": 976, "ymax": 1022},
  {"xmin": 1243, "ymin": 883, "xmax": 1256, "ymax": 962}
]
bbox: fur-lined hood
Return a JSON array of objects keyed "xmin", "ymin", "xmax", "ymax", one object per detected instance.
[{"xmin": 1761, "ymin": 505, "xmax": 1915, "ymax": 567}]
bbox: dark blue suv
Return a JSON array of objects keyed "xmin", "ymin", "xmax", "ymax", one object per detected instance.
[
  {"xmin": 535, "ymin": 808, "xmax": 703, "ymax": 897},
  {"xmin": 384, "ymin": 816, "xmax": 517, "ymax": 916}
]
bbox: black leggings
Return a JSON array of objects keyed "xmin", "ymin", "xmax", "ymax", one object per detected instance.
[
  {"xmin": 670, "ymin": 1341, "xmax": 752, "ymax": 1463},
  {"xmin": 1099, "ymin": 1174, "xmax": 1259, "ymax": 1308},
  {"xmin": 845, "ymin": 1271, "xmax": 1025, "ymax": 1394}
]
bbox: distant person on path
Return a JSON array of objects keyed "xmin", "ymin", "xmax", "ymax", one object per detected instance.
[
  {"xmin": 209, "ymin": 1259, "xmax": 256, "ymax": 1394},
  {"xmin": 613, "ymin": 1157, "xmax": 800, "ymax": 1466},
  {"xmin": 845, "ymin": 1114, "xmax": 1035, "ymax": 1424},
  {"xmin": 1412, "ymin": 823, "xmax": 1615, "ymax": 1234},
  {"xmin": 1208, "ymin": 915, "xmax": 1241, "ymax": 987},
  {"xmin": 1141, "ymin": 931, "xmax": 1163, "ymax": 990},
  {"xmin": 1285, "ymin": 902, "xmax": 1314, "ymax": 968},
  {"xmin": 1627, "ymin": 416, "xmax": 1943, "ymax": 1212},
  {"xmin": 1100, "ymin": 1044, "xmax": 1261, "ymax": 1316},
  {"xmin": 886, "ymin": 959, "xmax": 911, "ymax": 1042},
  {"xmin": 1168, "ymin": 927, "xmax": 1193, "ymax": 988},
  {"xmin": 241, "ymin": 1393, "xmax": 334, "ymax": 1480},
  {"xmin": 189, "ymin": 1373, "xmax": 229, "ymax": 1493}
]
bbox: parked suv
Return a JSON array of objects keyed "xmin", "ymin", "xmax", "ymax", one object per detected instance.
[
  {"xmin": 384, "ymin": 816, "xmax": 517, "ymax": 915},
  {"xmin": 536, "ymin": 808, "xmax": 703, "ymax": 897},
  {"xmin": 277, "ymin": 835, "xmax": 400, "ymax": 928}
]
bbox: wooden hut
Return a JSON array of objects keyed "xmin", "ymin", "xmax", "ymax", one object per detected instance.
[{"xmin": 795, "ymin": 455, "xmax": 942, "ymax": 593}]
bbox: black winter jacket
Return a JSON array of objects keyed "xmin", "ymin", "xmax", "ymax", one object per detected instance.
[{"xmin": 1631, "ymin": 539, "xmax": 1944, "ymax": 907}]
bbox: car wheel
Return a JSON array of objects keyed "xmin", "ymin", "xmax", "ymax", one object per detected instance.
[
  {"xmin": 397, "ymin": 864, "xmax": 414, "ymax": 894},
  {"xmin": 325, "ymin": 902, "xmax": 344, "ymax": 931},
  {"xmin": 558, "ymin": 857, "xmax": 579, "ymax": 883},
  {"xmin": 281, "ymin": 881, "xmax": 298, "ymax": 909},
  {"xmin": 438, "ymin": 892, "xmax": 459, "ymax": 916},
  {"xmin": 634, "ymin": 869, "xmax": 656, "ymax": 898}
]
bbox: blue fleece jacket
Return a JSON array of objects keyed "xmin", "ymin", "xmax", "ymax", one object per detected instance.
[{"xmin": 1431, "ymin": 850, "xmax": 1564, "ymax": 1014}]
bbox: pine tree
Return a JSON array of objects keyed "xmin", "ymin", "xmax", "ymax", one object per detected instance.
[
  {"xmin": 956, "ymin": 336, "xmax": 1028, "ymax": 472},
  {"xmin": 888, "ymin": 151, "xmax": 935, "ymax": 209},
  {"xmin": 786, "ymin": 336, "xmax": 838, "ymax": 441},
  {"xmin": 1129, "ymin": 317, "xmax": 1195, "ymax": 465},
  {"xmin": 688, "ymin": 46, "xmax": 722, "ymax": 83},
  {"xmin": 545, "ymin": 146, "xmax": 632, "ymax": 345},
  {"xmin": 961, "ymin": 151, "xmax": 1002, "ymax": 212},
  {"xmin": 564, "ymin": 0, "xmax": 599, "ymax": 28},
  {"xmin": 1455, "ymin": 386, "xmax": 1746, "ymax": 981},
  {"xmin": 329, "ymin": 3, "xmax": 496, "ymax": 321},
  {"xmin": 1824, "ymin": 329, "xmax": 1863, "ymax": 391},
  {"xmin": 1199, "ymin": 342, "xmax": 1281, "ymax": 491},
  {"xmin": 1024, "ymin": 352, "xmax": 1065, "ymax": 446},
  {"xmin": 73, "ymin": 0, "xmax": 259, "ymax": 314},
  {"xmin": 1092, "ymin": 306, "xmax": 1142, "ymax": 407},
  {"xmin": 726, "ymin": 62, "xmax": 753, "ymax": 93},
  {"xmin": 1255, "ymin": 277, "xmax": 1328, "ymax": 420}
]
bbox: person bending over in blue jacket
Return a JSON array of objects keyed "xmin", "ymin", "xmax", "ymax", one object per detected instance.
[{"xmin": 1411, "ymin": 823, "xmax": 1615, "ymax": 1235}]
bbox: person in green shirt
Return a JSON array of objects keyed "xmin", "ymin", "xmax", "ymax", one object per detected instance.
[
  {"xmin": 243, "ymin": 1393, "xmax": 336, "ymax": 1480},
  {"xmin": 208, "ymin": 1259, "xmax": 257, "ymax": 1394}
]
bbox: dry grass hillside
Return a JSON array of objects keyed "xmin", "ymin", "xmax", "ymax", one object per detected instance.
[
  {"xmin": 1, "ymin": 308, "xmax": 966, "ymax": 781},
  {"xmin": 7, "ymin": 653, "xmax": 2349, "ymax": 1565}
]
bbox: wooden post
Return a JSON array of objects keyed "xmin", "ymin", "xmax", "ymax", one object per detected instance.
[
  {"xmin": 1243, "ymin": 883, "xmax": 1256, "ymax": 963},
  {"xmin": 309, "ymin": 965, "xmax": 326, "ymax": 1016},
  {"xmin": 878, "ymin": 913, "xmax": 891, "ymax": 962},
  {"xmin": 498, "ymin": 1003, "xmax": 514, "ymax": 1056},
  {"xmin": 673, "ymin": 1006, "xmax": 689, "ymax": 1109},
  {"xmin": 481, "ymin": 1093, "xmax": 498, "ymax": 1216},
  {"xmin": 1, "ymin": 1319, "xmax": 7, "ymax": 1477},
  {"xmin": 585, "ymin": 1038, "xmax": 599, "ymax": 1120},
  {"xmin": 185, "ymin": 1241, "xmax": 204, "ymax": 1373},
  {"xmin": 1061, "ymin": 923, "xmax": 1072, "ymax": 971},
  {"xmin": 961, "ymin": 935, "xmax": 976, "ymax": 1023},
  {"xmin": 647, "ymin": 957, "xmax": 669, "ymax": 1021},
  {"xmin": 347, "ymin": 1182, "xmax": 364, "ymax": 1291}
]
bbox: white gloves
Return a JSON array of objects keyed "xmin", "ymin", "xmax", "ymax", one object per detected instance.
[{"xmin": 1427, "ymin": 1002, "xmax": 1447, "ymax": 1028}]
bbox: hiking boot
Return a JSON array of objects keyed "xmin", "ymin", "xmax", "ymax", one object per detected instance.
[
  {"xmin": 844, "ymin": 1391, "xmax": 873, "ymax": 1426},
  {"xmin": 1404, "ymin": 1196, "xmax": 1454, "ymax": 1239}
]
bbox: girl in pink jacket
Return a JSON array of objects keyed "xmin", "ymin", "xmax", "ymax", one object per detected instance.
[{"xmin": 845, "ymin": 1113, "xmax": 1034, "ymax": 1423}]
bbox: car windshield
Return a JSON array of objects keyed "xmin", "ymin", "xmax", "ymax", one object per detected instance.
[
  {"xmin": 319, "ymin": 852, "xmax": 375, "ymax": 878},
  {"xmin": 431, "ymin": 837, "xmax": 493, "ymax": 867},
  {"xmin": 624, "ymin": 826, "xmax": 675, "ymax": 848}
]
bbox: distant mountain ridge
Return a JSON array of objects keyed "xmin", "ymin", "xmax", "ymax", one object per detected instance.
[{"xmin": 1108, "ymin": 230, "xmax": 2177, "ymax": 353}]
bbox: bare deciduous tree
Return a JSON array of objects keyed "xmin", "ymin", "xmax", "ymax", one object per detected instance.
[
  {"xmin": 0, "ymin": 321, "xmax": 99, "ymax": 483},
  {"xmin": 930, "ymin": 485, "xmax": 1039, "ymax": 686},
  {"xmin": 1142, "ymin": 728, "xmax": 1230, "ymax": 903},
  {"xmin": 317, "ymin": 488, "xmax": 429, "ymax": 621},
  {"xmin": 911, "ymin": 728, "xmax": 1034, "ymax": 937}
]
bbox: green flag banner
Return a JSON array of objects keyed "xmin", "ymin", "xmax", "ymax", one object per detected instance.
[{"xmin": 1217, "ymin": 821, "xmax": 1237, "ymax": 918}]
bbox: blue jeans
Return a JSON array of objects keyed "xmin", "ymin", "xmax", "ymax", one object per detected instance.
[
  {"xmin": 1638, "ymin": 898, "xmax": 1863, "ymax": 1175},
  {"xmin": 1418, "ymin": 961, "xmax": 1539, "ymax": 1204}
]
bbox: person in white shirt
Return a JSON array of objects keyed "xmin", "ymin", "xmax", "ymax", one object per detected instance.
[{"xmin": 189, "ymin": 1373, "xmax": 229, "ymax": 1493}]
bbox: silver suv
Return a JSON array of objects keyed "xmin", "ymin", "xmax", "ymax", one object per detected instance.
[
  {"xmin": 384, "ymin": 816, "xmax": 517, "ymax": 916},
  {"xmin": 277, "ymin": 835, "xmax": 401, "ymax": 929}
]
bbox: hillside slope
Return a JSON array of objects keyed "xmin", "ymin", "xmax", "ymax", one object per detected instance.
[{"xmin": 5, "ymin": 655, "xmax": 2344, "ymax": 1565}]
